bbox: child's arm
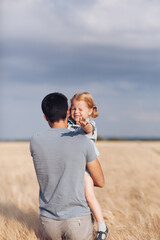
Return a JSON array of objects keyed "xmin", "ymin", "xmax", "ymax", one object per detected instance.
[
  {"xmin": 77, "ymin": 118, "xmax": 93, "ymax": 135},
  {"xmin": 79, "ymin": 118, "xmax": 100, "ymax": 156}
]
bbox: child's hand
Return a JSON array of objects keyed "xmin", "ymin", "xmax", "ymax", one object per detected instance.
[
  {"xmin": 76, "ymin": 117, "xmax": 88, "ymax": 128},
  {"xmin": 76, "ymin": 118, "xmax": 93, "ymax": 135}
]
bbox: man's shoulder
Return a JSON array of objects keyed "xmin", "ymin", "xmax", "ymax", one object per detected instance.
[
  {"xmin": 30, "ymin": 131, "xmax": 45, "ymax": 154},
  {"xmin": 30, "ymin": 128, "xmax": 91, "ymax": 145},
  {"xmin": 30, "ymin": 128, "xmax": 79, "ymax": 141},
  {"xmin": 30, "ymin": 129, "xmax": 49, "ymax": 144},
  {"xmin": 61, "ymin": 129, "xmax": 87, "ymax": 139},
  {"xmin": 31, "ymin": 130, "xmax": 44, "ymax": 140},
  {"xmin": 62, "ymin": 129, "xmax": 92, "ymax": 145}
]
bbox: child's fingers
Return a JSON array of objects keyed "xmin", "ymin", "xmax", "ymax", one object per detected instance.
[
  {"xmin": 79, "ymin": 118, "xmax": 86, "ymax": 124},
  {"xmin": 81, "ymin": 117, "xmax": 86, "ymax": 122}
]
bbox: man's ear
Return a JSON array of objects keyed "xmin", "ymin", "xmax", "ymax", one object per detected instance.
[{"xmin": 67, "ymin": 107, "xmax": 70, "ymax": 117}]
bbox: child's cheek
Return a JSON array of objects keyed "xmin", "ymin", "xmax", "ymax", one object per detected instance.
[{"xmin": 70, "ymin": 110, "xmax": 74, "ymax": 118}]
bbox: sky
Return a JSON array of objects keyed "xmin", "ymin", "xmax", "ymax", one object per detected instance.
[{"xmin": 1, "ymin": 0, "xmax": 160, "ymax": 140}]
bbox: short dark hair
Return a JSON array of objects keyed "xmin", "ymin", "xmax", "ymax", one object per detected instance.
[{"xmin": 41, "ymin": 93, "xmax": 68, "ymax": 123}]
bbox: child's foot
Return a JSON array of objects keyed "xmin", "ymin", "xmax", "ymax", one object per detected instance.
[{"xmin": 94, "ymin": 226, "xmax": 109, "ymax": 240}]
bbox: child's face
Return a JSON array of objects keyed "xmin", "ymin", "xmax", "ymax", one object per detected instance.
[{"xmin": 70, "ymin": 100, "xmax": 92, "ymax": 122}]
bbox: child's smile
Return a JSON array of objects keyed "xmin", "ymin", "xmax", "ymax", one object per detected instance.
[{"xmin": 70, "ymin": 100, "xmax": 92, "ymax": 122}]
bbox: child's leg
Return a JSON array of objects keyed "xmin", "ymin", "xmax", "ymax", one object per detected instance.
[
  {"xmin": 85, "ymin": 174, "xmax": 106, "ymax": 228},
  {"xmin": 84, "ymin": 173, "xmax": 104, "ymax": 223},
  {"xmin": 85, "ymin": 174, "xmax": 109, "ymax": 239}
]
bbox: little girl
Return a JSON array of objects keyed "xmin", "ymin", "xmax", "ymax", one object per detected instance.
[{"xmin": 68, "ymin": 92, "xmax": 109, "ymax": 240}]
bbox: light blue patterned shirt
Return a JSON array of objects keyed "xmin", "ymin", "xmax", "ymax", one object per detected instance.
[{"xmin": 68, "ymin": 116, "xmax": 100, "ymax": 156}]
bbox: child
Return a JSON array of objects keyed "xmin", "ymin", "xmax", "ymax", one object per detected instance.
[{"xmin": 68, "ymin": 92, "xmax": 109, "ymax": 240}]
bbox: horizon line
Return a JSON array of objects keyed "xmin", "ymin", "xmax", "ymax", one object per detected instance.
[{"xmin": 1, "ymin": 136, "xmax": 160, "ymax": 142}]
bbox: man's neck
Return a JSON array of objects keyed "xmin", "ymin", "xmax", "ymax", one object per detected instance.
[{"xmin": 49, "ymin": 119, "xmax": 68, "ymax": 129}]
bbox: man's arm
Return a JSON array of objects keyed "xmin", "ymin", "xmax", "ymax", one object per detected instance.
[{"xmin": 86, "ymin": 158, "xmax": 105, "ymax": 187}]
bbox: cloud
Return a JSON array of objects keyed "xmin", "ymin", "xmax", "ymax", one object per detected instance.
[
  {"xmin": 1, "ymin": 41, "xmax": 160, "ymax": 86},
  {"xmin": 1, "ymin": 0, "xmax": 160, "ymax": 48},
  {"xmin": 1, "ymin": 0, "xmax": 160, "ymax": 139}
]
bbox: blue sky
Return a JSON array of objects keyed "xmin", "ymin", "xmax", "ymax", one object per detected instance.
[{"xmin": 1, "ymin": 0, "xmax": 160, "ymax": 140}]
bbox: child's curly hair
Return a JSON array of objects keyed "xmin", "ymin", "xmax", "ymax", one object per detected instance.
[{"xmin": 70, "ymin": 92, "xmax": 98, "ymax": 118}]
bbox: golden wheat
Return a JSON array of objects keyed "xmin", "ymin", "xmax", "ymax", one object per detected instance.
[{"xmin": 0, "ymin": 141, "xmax": 160, "ymax": 240}]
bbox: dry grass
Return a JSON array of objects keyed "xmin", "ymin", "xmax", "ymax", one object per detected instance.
[{"xmin": 0, "ymin": 141, "xmax": 160, "ymax": 240}]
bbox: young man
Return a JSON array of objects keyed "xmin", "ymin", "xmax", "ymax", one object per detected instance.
[{"xmin": 30, "ymin": 92, "xmax": 105, "ymax": 240}]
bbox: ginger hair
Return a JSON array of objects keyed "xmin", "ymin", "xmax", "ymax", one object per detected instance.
[{"xmin": 70, "ymin": 92, "xmax": 98, "ymax": 118}]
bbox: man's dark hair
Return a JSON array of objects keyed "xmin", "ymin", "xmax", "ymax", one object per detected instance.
[{"xmin": 41, "ymin": 93, "xmax": 68, "ymax": 123}]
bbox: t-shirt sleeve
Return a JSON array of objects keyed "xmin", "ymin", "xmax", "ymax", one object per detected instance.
[
  {"xmin": 30, "ymin": 134, "xmax": 37, "ymax": 157},
  {"xmin": 85, "ymin": 120, "xmax": 99, "ymax": 156},
  {"xmin": 30, "ymin": 136, "xmax": 34, "ymax": 157},
  {"xmin": 86, "ymin": 119, "xmax": 97, "ymax": 142},
  {"xmin": 85, "ymin": 137, "xmax": 98, "ymax": 163},
  {"xmin": 91, "ymin": 141, "xmax": 100, "ymax": 157}
]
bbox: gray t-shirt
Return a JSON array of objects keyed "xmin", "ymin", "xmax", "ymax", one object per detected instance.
[{"xmin": 30, "ymin": 128, "xmax": 98, "ymax": 220}]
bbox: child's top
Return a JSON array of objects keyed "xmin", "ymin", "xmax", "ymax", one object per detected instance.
[{"xmin": 68, "ymin": 116, "xmax": 100, "ymax": 156}]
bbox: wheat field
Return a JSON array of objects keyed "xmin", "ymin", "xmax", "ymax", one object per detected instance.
[{"xmin": 0, "ymin": 141, "xmax": 160, "ymax": 240}]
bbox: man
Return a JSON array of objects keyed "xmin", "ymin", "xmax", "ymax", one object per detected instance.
[{"xmin": 30, "ymin": 92, "xmax": 105, "ymax": 240}]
